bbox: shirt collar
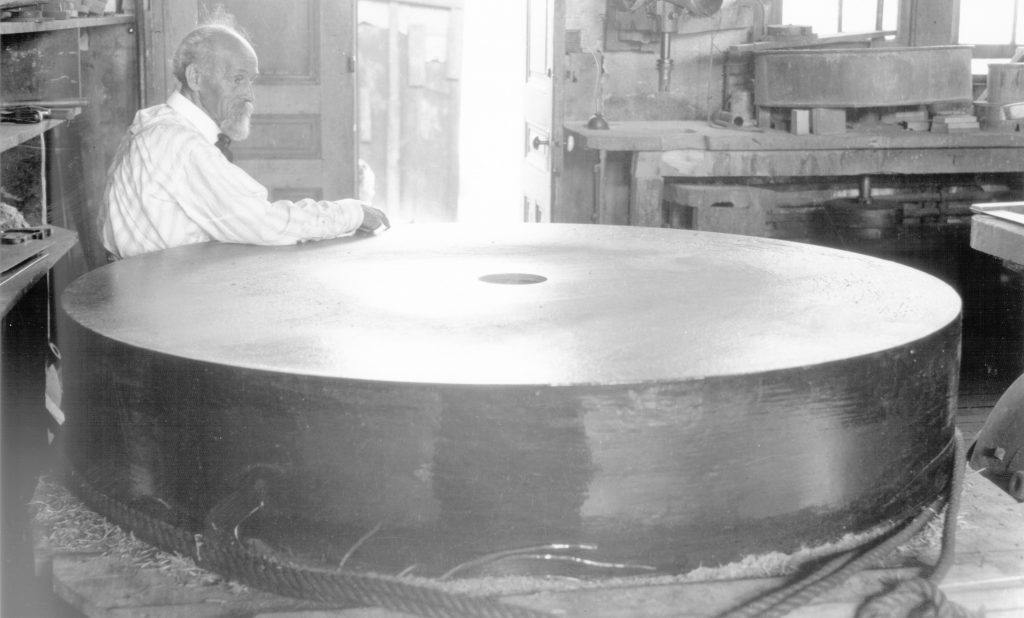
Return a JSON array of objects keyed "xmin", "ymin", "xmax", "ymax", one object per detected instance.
[{"xmin": 167, "ymin": 90, "xmax": 221, "ymax": 143}]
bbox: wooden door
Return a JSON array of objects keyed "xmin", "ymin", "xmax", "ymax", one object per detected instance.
[
  {"xmin": 144, "ymin": 0, "xmax": 358, "ymax": 201},
  {"xmin": 522, "ymin": 0, "xmax": 564, "ymax": 223},
  {"xmin": 212, "ymin": 0, "xmax": 358, "ymax": 200}
]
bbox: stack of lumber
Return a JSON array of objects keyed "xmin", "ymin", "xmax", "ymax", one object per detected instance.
[{"xmin": 931, "ymin": 112, "xmax": 981, "ymax": 133}]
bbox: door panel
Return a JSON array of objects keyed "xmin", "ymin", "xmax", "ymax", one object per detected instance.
[
  {"xmin": 522, "ymin": 0, "xmax": 564, "ymax": 223},
  {"xmin": 240, "ymin": 115, "xmax": 322, "ymax": 159}
]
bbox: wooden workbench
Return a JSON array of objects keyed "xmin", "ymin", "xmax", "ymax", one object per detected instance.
[
  {"xmin": 565, "ymin": 121, "xmax": 1024, "ymax": 227},
  {"xmin": 972, "ymin": 214, "xmax": 1024, "ymax": 266}
]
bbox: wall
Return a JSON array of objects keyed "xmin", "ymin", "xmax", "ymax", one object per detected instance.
[
  {"xmin": 75, "ymin": 23, "xmax": 141, "ymax": 269},
  {"xmin": 140, "ymin": 0, "xmax": 197, "ymax": 105},
  {"xmin": 563, "ymin": 0, "xmax": 769, "ymax": 123},
  {"xmin": 554, "ymin": 0, "xmax": 768, "ymax": 224},
  {"xmin": 0, "ymin": 19, "xmax": 139, "ymax": 272}
]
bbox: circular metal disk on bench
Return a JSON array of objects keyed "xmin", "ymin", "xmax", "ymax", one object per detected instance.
[{"xmin": 60, "ymin": 223, "xmax": 961, "ymax": 578}]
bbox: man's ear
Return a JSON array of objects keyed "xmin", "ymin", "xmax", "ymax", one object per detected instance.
[{"xmin": 185, "ymin": 64, "xmax": 203, "ymax": 91}]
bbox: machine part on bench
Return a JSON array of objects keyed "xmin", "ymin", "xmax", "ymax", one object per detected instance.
[{"xmin": 969, "ymin": 371, "xmax": 1024, "ymax": 501}]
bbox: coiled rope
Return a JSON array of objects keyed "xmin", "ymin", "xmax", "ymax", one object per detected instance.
[{"xmin": 66, "ymin": 464, "xmax": 552, "ymax": 618}]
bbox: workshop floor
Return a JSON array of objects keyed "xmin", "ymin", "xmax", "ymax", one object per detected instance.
[{"xmin": 3, "ymin": 571, "xmax": 82, "ymax": 618}]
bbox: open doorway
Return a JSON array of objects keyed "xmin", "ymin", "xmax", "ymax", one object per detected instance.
[
  {"xmin": 357, "ymin": 1, "xmax": 526, "ymax": 224},
  {"xmin": 456, "ymin": 2, "xmax": 527, "ymax": 223},
  {"xmin": 145, "ymin": 1, "xmax": 529, "ymax": 225}
]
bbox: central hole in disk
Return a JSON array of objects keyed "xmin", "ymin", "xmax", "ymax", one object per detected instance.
[{"xmin": 479, "ymin": 273, "xmax": 547, "ymax": 285}]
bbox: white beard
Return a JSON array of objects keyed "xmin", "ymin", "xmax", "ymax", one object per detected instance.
[{"xmin": 223, "ymin": 103, "xmax": 254, "ymax": 141}]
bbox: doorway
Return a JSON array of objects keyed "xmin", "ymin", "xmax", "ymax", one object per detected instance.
[
  {"xmin": 455, "ymin": 2, "xmax": 527, "ymax": 223},
  {"xmin": 358, "ymin": 0, "xmax": 526, "ymax": 224},
  {"xmin": 145, "ymin": 1, "xmax": 531, "ymax": 225}
]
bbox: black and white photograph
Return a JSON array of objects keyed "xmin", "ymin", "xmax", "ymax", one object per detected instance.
[{"xmin": 2, "ymin": 1, "xmax": 1023, "ymax": 616}]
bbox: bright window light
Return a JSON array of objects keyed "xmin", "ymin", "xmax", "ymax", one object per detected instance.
[
  {"xmin": 959, "ymin": 0, "xmax": 1015, "ymax": 44},
  {"xmin": 782, "ymin": 0, "xmax": 894, "ymax": 36}
]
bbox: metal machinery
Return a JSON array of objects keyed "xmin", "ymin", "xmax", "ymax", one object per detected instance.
[
  {"xmin": 58, "ymin": 224, "xmax": 962, "ymax": 589},
  {"xmin": 969, "ymin": 372, "xmax": 1024, "ymax": 501},
  {"xmin": 606, "ymin": 0, "xmax": 725, "ymax": 91}
]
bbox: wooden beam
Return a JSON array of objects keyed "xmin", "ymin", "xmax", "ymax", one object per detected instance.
[
  {"xmin": 386, "ymin": 1, "xmax": 402, "ymax": 218},
  {"xmin": 407, "ymin": 24, "xmax": 426, "ymax": 87},
  {"xmin": 629, "ymin": 151, "xmax": 664, "ymax": 227},
  {"xmin": 728, "ymin": 30, "xmax": 894, "ymax": 53},
  {"xmin": 0, "ymin": 15, "xmax": 134, "ymax": 34},
  {"xmin": 364, "ymin": 0, "xmax": 462, "ymax": 9},
  {"xmin": 141, "ymin": 0, "xmax": 197, "ymax": 106},
  {"xmin": 564, "ymin": 120, "xmax": 1024, "ymax": 153},
  {"xmin": 899, "ymin": 0, "xmax": 959, "ymax": 46},
  {"xmin": 445, "ymin": 4, "xmax": 462, "ymax": 81},
  {"xmin": 972, "ymin": 214, "xmax": 1024, "ymax": 266},
  {"xmin": 661, "ymin": 147, "xmax": 1024, "ymax": 178}
]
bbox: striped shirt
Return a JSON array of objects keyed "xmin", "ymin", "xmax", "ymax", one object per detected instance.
[{"xmin": 100, "ymin": 91, "xmax": 364, "ymax": 259}]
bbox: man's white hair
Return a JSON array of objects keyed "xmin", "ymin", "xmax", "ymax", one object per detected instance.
[{"xmin": 171, "ymin": 22, "xmax": 251, "ymax": 86}]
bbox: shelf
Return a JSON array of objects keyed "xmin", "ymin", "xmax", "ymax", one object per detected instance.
[
  {"xmin": 0, "ymin": 227, "xmax": 78, "ymax": 317},
  {"xmin": 0, "ymin": 119, "xmax": 68, "ymax": 152},
  {"xmin": 0, "ymin": 14, "xmax": 134, "ymax": 34}
]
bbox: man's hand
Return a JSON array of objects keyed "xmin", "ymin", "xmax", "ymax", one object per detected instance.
[{"xmin": 357, "ymin": 204, "xmax": 391, "ymax": 235}]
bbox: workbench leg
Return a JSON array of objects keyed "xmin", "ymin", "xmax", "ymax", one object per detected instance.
[
  {"xmin": 592, "ymin": 149, "xmax": 606, "ymax": 224},
  {"xmin": 630, "ymin": 151, "xmax": 665, "ymax": 227}
]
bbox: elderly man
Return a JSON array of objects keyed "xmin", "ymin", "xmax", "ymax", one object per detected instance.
[{"xmin": 101, "ymin": 22, "xmax": 388, "ymax": 259}]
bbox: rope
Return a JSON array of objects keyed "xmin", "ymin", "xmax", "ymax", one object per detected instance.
[
  {"xmin": 64, "ymin": 429, "xmax": 972, "ymax": 618},
  {"xmin": 717, "ymin": 429, "xmax": 974, "ymax": 618},
  {"xmin": 855, "ymin": 428, "xmax": 974, "ymax": 618},
  {"xmin": 65, "ymin": 465, "xmax": 552, "ymax": 618},
  {"xmin": 857, "ymin": 579, "xmax": 974, "ymax": 618},
  {"xmin": 929, "ymin": 428, "xmax": 966, "ymax": 585}
]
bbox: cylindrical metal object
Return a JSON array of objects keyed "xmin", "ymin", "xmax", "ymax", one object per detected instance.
[
  {"xmin": 826, "ymin": 198, "xmax": 900, "ymax": 240},
  {"xmin": 979, "ymin": 63, "xmax": 1024, "ymax": 130},
  {"xmin": 986, "ymin": 63, "xmax": 1024, "ymax": 104},
  {"xmin": 673, "ymin": 0, "xmax": 723, "ymax": 18},
  {"xmin": 60, "ymin": 224, "xmax": 961, "ymax": 579},
  {"xmin": 657, "ymin": 32, "xmax": 673, "ymax": 92},
  {"xmin": 712, "ymin": 109, "xmax": 746, "ymax": 127},
  {"xmin": 859, "ymin": 175, "xmax": 873, "ymax": 205}
]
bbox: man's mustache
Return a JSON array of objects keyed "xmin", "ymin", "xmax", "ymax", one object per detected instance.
[{"xmin": 232, "ymin": 101, "xmax": 255, "ymax": 118}]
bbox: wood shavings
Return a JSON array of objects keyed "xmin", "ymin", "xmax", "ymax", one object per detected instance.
[
  {"xmin": 31, "ymin": 475, "xmax": 953, "ymax": 601},
  {"xmin": 31, "ymin": 476, "xmax": 242, "ymax": 591}
]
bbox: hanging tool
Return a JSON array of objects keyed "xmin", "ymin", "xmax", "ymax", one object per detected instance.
[{"xmin": 612, "ymin": 0, "xmax": 723, "ymax": 92}]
